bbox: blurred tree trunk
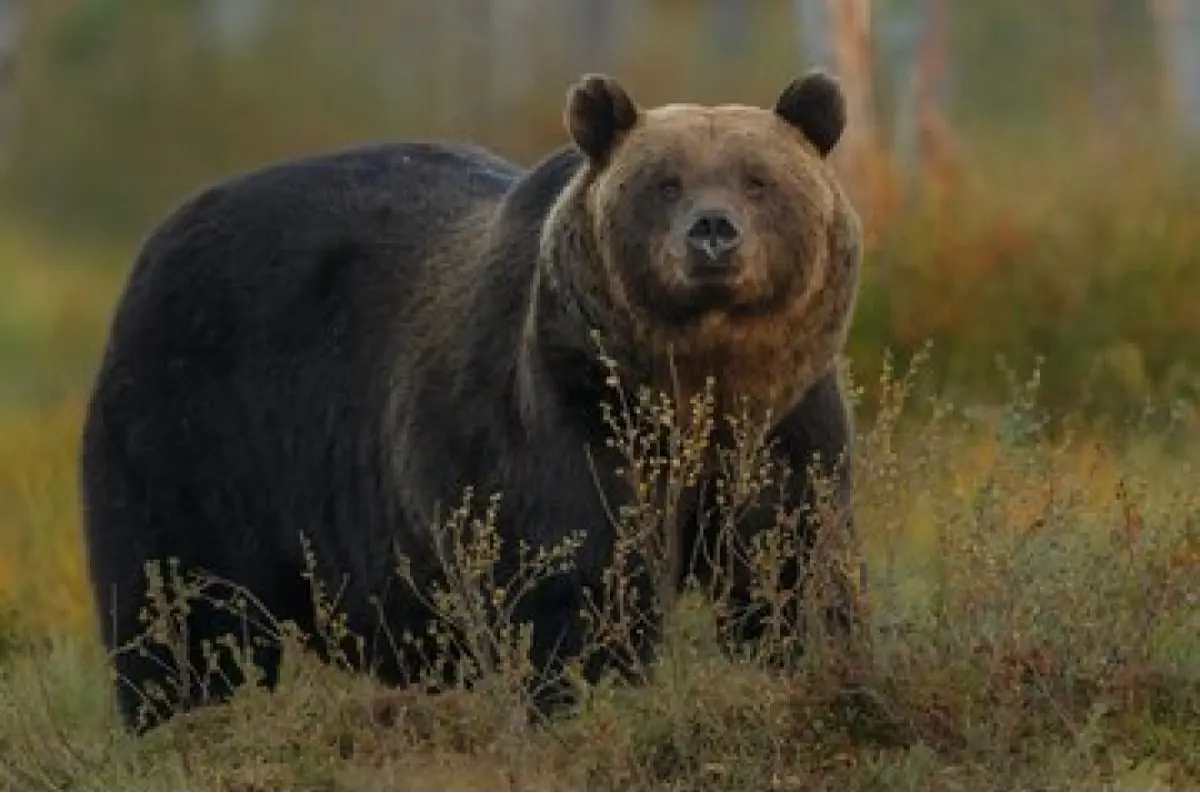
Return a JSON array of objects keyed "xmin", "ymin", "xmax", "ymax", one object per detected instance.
[
  {"xmin": 374, "ymin": 4, "xmax": 427, "ymax": 115},
  {"xmin": 1148, "ymin": 0, "xmax": 1200, "ymax": 138},
  {"xmin": 701, "ymin": 0, "xmax": 752, "ymax": 96},
  {"xmin": 0, "ymin": 0, "xmax": 21, "ymax": 173},
  {"xmin": 912, "ymin": 0, "xmax": 957, "ymax": 198},
  {"xmin": 198, "ymin": 0, "xmax": 274, "ymax": 54},
  {"xmin": 794, "ymin": 0, "xmax": 833, "ymax": 67},
  {"xmin": 874, "ymin": 0, "xmax": 959, "ymax": 201},
  {"xmin": 437, "ymin": 0, "xmax": 493, "ymax": 136},
  {"xmin": 1088, "ymin": 0, "xmax": 1124, "ymax": 128},
  {"xmin": 710, "ymin": 0, "xmax": 751, "ymax": 60},
  {"xmin": 881, "ymin": 0, "xmax": 925, "ymax": 184},
  {"xmin": 829, "ymin": 0, "xmax": 876, "ymax": 171},
  {"xmin": 802, "ymin": 0, "xmax": 885, "ymax": 224},
  {"xmin": 568, "ymin": 0, "xmax": 624, "ymax": 71},
  {"xmin": 573, "ymin": 0, "xmax": 612, "ymax": 65},
  {"xmin": 489, "ymin": 0, "xmax": 538, "ymax": 107}
]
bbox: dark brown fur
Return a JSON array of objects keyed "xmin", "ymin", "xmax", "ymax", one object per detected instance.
[
  {"xmin": 542, "ymin": 96, "xmax": 861, "ymax": 427},
  {"xmin": 80, "ymin": 72, "xmax": 862, "ymax": 733}
]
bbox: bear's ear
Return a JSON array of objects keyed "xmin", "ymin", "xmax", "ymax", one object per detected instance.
[
  {"xmin": 565, "ymin": 73, "xmax": 640, "ymax": 163},
  {"xmin": 774, "ymin": 70, "xmax": 847, "ymax": 157}
]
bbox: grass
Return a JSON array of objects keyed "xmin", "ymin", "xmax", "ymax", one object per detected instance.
[{"xmin": 0, "ymin": 335, "xmax": 1197, "ymax": 788}]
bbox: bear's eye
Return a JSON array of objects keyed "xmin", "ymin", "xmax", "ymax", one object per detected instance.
[
  {"xmin": 657, "ymin": 177, "xmax": 682, "ymax": 202},
  {"xmin": 743, "ymin": 173, "xmax": 770, "ymax": 198}
]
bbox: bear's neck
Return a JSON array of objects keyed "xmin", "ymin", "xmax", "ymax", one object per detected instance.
[
  {"xmin": 515, "ymin": 259, "xmax": 618, "ymax": 435},
  {"xmin": 522, "ymin": 257, "xmax": 847, "ymax": 447},
  {"xmin": 520, "ymin": 187, "xmax": 857, "ymax": 443}
]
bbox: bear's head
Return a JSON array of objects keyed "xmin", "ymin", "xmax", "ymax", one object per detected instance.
[{"xmin": 543, "ymin": 71, "xmax": 862, "ymax": 422}]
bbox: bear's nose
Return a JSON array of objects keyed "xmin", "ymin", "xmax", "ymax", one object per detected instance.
[{"xmin": 685, "ymin": 208, "xmax": 742, "ymax": 266}]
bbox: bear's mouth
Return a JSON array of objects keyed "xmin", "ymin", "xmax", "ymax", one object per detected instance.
[
  {"xmin": 649, "ymin": 279, "xmax": 786, "ymax": 329},
  {"xmin": 685, "ymin": 278, "xmax": 739, "ymax": 305},
  {"xmin": 611, "ymin": 249, "xmax": 787, "ymax": 329},
  {"xmin": 686, "ymin": 261, "xmax": 741, "ymax": 285}
]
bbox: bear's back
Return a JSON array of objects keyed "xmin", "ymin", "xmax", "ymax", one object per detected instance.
[
  {"xmin": 92, "ymin": 142, "xmax": 521, "ymax": 394},
  {"xmin": 125, "ymin": 141, "xmax": 520, "ymax": 316}
]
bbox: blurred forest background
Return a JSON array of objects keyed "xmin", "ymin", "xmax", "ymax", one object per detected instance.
[
  {"xmin": 0, "ymin": 0, "xmax": 1198, "ymax": 414},
  {"xmin": 1, "ymin": 6, "xmax": 1199, "ymax": 783}
]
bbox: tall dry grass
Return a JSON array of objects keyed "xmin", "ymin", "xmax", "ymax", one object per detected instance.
[{"xmin": 1, "ymin": 340, "xmax": 1197, "ymax": 788}]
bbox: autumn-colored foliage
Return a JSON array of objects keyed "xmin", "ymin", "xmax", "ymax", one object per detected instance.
[{"xmin": 0, "ymin": 3, "xmax": 1197, "ymax": 787}]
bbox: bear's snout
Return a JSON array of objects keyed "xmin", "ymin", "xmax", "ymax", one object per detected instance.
[
  {"xmin": 681, "ymin": 206, "xmax": 744, "ymax": 281},
  {"xmin": 685, "ymin": 207, "xmax": 742, "ymax": 262}
]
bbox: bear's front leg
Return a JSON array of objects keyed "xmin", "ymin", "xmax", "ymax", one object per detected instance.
[
  {"xmin": 712, "ymin": 488, "xmax": 860, "ymax": 668},
  {"xmin": 511, "ymin": 561, "xmax": 660, "ymax": 720},
  {"xmin": 490, "ymin": 442, "xmax": 664, "ymax": 719},
  {"xmin": 710, "ymin": 371, "xmax": 864, "ymax": 667}
]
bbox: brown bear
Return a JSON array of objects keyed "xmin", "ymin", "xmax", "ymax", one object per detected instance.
[{"xmin": 80, "ymin": 69, "xmax": 862, "ymax": 732}]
